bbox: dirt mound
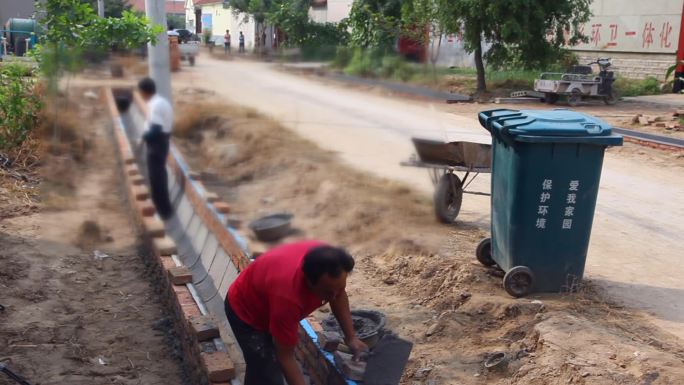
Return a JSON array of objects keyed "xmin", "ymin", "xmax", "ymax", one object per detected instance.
[{"xmin": 173, "ymin": 92, "xmax": 684, "ymax": 385}]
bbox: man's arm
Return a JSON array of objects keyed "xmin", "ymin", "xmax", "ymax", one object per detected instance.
[
  {"xmin": 330, "ymin": 290, "xmax": 368, "ymax": 359},
  {"xmin": 275, "ymin": 341, "xmax": 306, "ymax": 385}
]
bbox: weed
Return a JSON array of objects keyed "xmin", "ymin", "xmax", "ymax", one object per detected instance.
[{"xmin": 614, "ymin": 77, "xmax": 662, "ymax": 97}]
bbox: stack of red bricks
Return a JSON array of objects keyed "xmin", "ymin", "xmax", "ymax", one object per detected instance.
[{"xmin": 295, "ymin": 318, "xmax": 348, "ymax": 385}]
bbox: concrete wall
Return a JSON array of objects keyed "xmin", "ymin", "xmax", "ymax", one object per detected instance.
[
  {"xmin": 309, "ymin": 0, "xmax": 353, "ymax": 24},
  {"xmin": 200, "ymin": 3, "xmax": 256, "ymax": 48},
  {"xmin": 565, "ymin": 0, "xmax": 683, "ymax": 79}
]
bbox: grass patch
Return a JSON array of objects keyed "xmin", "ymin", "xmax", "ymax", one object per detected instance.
[{"xmin": 613, "ymin": 77, "xmax": 662, "ymax": 97}]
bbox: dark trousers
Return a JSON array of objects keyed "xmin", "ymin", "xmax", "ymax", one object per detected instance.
[
  {"xmin": 145, "ymin": 131, "xmax": 173, "ymax": 219},
  {"xmin": 225, "ymin": 299, "xmax": 284, "ymax": 385}
]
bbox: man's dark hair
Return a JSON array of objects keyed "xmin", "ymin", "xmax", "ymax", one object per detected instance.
[
  {"xmin": 138, "ymin": 77, "xmax": 156, "ymax": 95},
  {"xmin": 302, "ymin": 246, "xmax": 354, "ymax": 284}
]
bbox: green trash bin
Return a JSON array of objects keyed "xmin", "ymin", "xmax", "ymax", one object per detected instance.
[{"xmin": 476, "ymin": 109, "xmax": 623, "ymax": 297}]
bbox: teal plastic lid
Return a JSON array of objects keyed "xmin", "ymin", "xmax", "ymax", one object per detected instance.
[{"xmin": 478, "ymin": 109, "xmax": 623, "ymax": 146}]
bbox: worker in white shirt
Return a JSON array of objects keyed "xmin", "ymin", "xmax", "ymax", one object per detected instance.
[{"xmin": 138, "ymin": 78, "xmax": 174, "ymax": 220}]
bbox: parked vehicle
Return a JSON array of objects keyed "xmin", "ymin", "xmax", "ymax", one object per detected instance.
[
  {"xmin": 534, "ymin": 58, "xmax": 618, "ymax": 107},
  {"xmin": 173, "ymin": 29, "xmax": 199, "ymax": 44}
]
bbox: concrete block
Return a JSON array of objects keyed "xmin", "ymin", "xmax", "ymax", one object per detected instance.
[
  {"xmin": 160, "ymin": 256, "xmax": 176, "ymax": 271},
  {"xmin": 168, "ymin": 266, "xmax": 193, "ymax": 285},
  {"xmin": 143, "ymin": 216, "xmax": 165, "ymax": 238},
  {"xmin": 334, "ymin": 351, "xmax": 366, "ymax": 381},
  {"xmin": 317, "ymin": 331, "xmax": 342, "ymax": 352},
  {"xmin": 138, "ymin": 200, "xmax": 156, "ymax": 217},
  {"xmin": 201, "ymin": 352, "xmax": 236, "ymax": 382},
  {"xmin": 213, "ymin": 202, "xmax": 230, "ymax": 214},
  {"xmin": 132, "ymin": 185, "xmax": 150, "ymax": 201},
  {"xmin": 189, "ymin": 315, "xmax": 220, "ymax": 341},
  {"xmin": 154, "ymin": 236, "xmax": 177, "ymax": 256}
]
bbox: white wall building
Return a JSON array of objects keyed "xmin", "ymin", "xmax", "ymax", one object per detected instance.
[{"xmin": 185, "ymin": 0, "xmax": 258, "ymax": 49}]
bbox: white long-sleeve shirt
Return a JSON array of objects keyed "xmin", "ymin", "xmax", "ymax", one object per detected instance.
[{"xmin": 146, "ymin": 94, "xmax": 173, "ymax": 134}]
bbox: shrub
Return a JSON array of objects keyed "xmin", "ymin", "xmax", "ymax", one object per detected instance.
[
  {"xmin": 344, "ymin": 48, "xmax": 376, "ymax": 77},
  {"xmin": 0, "ymin": 64, "xmax": 43, "ymax": 149},
  {"xmin": 614, "ymin": 77, "xmax": 662, "ymax": 97},
  {"xmin": 332, "ymin": 46, "xmax": 354, "ymax": 69}
]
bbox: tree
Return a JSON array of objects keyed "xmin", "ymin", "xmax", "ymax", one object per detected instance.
[
  {"xmin": 347, "ymin": 0, "xmax": 402, "ymax": 50},
  {"xmin": 447, "ymin": 0, "xmax": 592, "ymax": 91},
  {"xmin": 167, "ymin": 14, "xmax": 185, "ymax": 30}
]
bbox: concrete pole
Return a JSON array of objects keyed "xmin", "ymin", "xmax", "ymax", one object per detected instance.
[
  {"xmin": 97, "ymin": 0, "xmax": 105, "ymax": 17},
  {"xmin": 145, "ymin": 0, "xmax": 172, "ymax": 102}
]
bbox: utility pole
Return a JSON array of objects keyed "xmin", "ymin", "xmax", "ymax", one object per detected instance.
[
  {"xmin": 145, "ymin": 0, "xmax": 172, "ymax": 102},
  {"xmin": 97, "ymin": 0, "xmax": 105, "ymax": 17}
]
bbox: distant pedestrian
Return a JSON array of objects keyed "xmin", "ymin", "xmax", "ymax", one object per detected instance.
[
  {"xmin": 224, "ymin": 29, "xmax": 231, "ymax": 54},
  {"xmin": 239, "ymin": 31, "xmax": 245, "ymax": 53},
  {"xmin": 138, "ymin": 78, "xmax": 174, "ymax": 220}
]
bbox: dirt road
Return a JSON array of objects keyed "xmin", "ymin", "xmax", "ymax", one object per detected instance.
[{"xmin": 174, "ymin": 56, "xmax": 684, "ymax": 340}]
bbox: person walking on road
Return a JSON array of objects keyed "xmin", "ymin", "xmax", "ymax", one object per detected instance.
[
  {"xmin": 138, "ymin": 78, "xmax": 174, "ymax": 220},
  {"xmin": 238, "ymin": 31, "xmax": 245, "ymax": 53},
  {"xmin": 224, "ymin": 29, "xmax": 231, "ymax": 54},
  {"xmin": 225, "ymin": 241, "xmax": 368, "ymax": 385}
]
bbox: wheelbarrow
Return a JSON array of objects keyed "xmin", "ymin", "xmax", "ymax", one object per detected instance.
[{"xmin": 401, "ymin": 138, "xmax": 491, "ymax": 223}]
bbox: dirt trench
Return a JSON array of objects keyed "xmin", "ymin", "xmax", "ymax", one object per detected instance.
[
  {"xmin": 0, "ymin": 92, "xmax": 185, "ymax": 385},
  {"xmin": 172, "ymin": 91, "xmax": 684, "ymax": 385}
]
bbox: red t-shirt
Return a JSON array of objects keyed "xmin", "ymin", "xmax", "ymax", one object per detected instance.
[{"xmin": 228, "ymin": 241, "xmax": 326, "ymax": 346}]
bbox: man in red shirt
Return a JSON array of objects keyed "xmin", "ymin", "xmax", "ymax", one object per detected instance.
[{"xmin": 225, "ymin": 241, "xmax": 367, "ymax": 385}]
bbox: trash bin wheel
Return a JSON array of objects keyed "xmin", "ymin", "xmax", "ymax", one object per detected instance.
[
  {"xmin": 567, "ymin": 89, "xmax": 582, "ymax": 107},
  {"xmin": 503, "ymin": 266, "xmax": 535, "ymax": 298},
  {"xmin": 544, "ymin": 93, "xmax": 559, "ymax": 105},
  {"xmin": 434, "ymin": 173, "xmax": 463, "ymax": 224},
  {"xmin": 475, "ymin": 238, "xmax": 496, "ymax": 267}
]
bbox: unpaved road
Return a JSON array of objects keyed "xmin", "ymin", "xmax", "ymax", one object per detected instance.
[{"xmin": 174, "ymin": 56, "xmax": 684, "ymax": 340}]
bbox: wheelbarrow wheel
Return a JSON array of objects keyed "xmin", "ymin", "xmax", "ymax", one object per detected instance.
[
  {"xmin": 544, "ymin": 93, "xmax": 559, "ymax": 105},
  {"xmin": 434, "ymin": 173, "xmax": 463, "ymax": 224},
  {"xmin": 567, "ymin": 89, "xmax": 582, "ymax": 107},
  {"xmin": 476, "ymin": 238, "xmax": 496, "ymax": 267},
  {"xmin": 503, "ymin": 266, "xmax": 535, "ymax": 298}
]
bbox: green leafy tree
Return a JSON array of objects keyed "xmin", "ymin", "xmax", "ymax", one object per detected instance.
[
  {"xmin": 167, "ymin": 14, "xmax": 185, "ymax": 30},
  {"xmin": 447, "ymin": 0, "xmax": 592, "ymax": 91},
  {"xmin": 347, "ymin": 0, "xmax": 402, "ymax": 49}
]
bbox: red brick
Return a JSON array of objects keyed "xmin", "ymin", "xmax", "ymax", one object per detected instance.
[
  {"xmin": 124, "ymin": 155, "xmax": 136, "ymax": 165},
  {"xmin": 181, "ymin": 303, "xmax": 202, "ymax": 320},
  {"xmin": 308, "ymin": 319, "xmax": 324, "ymax": 334},
  {"xmin": 160, "ymin": 256, "xmax": 176, "ymax": 270},
  {"xmin": 188, "ymin": 171, "xmax": 200, "ymax": 180},
  {"xmin": 154, "ymin": 236, "xmax": 177, "ymax": 256},
  {"xmin": 126, "ymin": 165, "xmax": 140, "ymax": 176},
  {"xmin": 334, "ymin": 351, "xmax": 366, "ymax": 381},
  {"xmin": 132, "ymin": 185, "xmax": 150, "ymax": 201},
  {"xmin": 318, "ymin": 331, "xmax": 341, "ymax": 352},
  {"xmin": 168, "ymin": 266, "xmax": 193, "ymax": 285},
  {"xmin": 201, "ymin": 352, "xmax": 236, "ymax": 382},
  {"xmin": 138, "ymin": 200, "xmax": 156, "ymax": 217},
  {"xmin": 189, "ymin": 315, "xmax": 220, "ymax": 341},
  {"xmin": 176, "ymin": 290, "xmax": 195, "ymax": 306},
  {"xmin": 213, "ymin": 202, "xmax": 230, "ymax": 214}
]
